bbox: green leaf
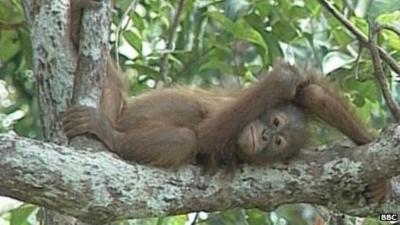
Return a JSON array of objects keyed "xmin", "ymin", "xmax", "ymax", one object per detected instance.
[
  {"xmin": 200, "ymin": 61, "xmax": 233, "ymax": 74},
  {"xmin": 207, "ymin": 11, "xmax": 236, "ymax": 31},
  {"xmin": 377, "ymin": 10, "xmax": 400, "ymax": 23},
  {"xmin": 233, "ymin": 19, "xmax": 268, "ymax": 51},
  {"xmin": 322, "ymin": 51, "xmax": 354, "ymax": 74},
  {"xmin": 159, "ymin": 215, "xmax": 187, "ymax": 225},
  {"xmin": 352, "ymin": 91, "xmax": 366, "ymax": 107},
  {"xmin": 19, "ymin": 31, "xmax": 32, "ymax": 69},
  {"xmin": 245, "ymin": 209, "xmax": 267, "ymax": 225},
  {"xmin": 207, "ymin": 12, "xmax": 268, "ymax": 52},
  {"xmin": 0, "ymin": 31, "xmax": 20, "ymax": 62},
  {"xmin": 224, "ymin": 0, "xmax": 250, "ymax": 20},
  {"xmin": 289, "ymin": 5, "xmax": 309, "ymax": 19},
  {"xmin": 124, "ymin": 31, "xmax": 142, "ymax": 53},
  {"xmin": 130, "ymin": 64, "xmax": 160, "ymax": 79},
  {"xmin": 368, "ymin": 0, "xmax": 400, "ymax": 19},
  {"xmin": 244, "ymin": 13, "xmax": 282, "ymax": 64},
  {"xmin": 10, "ymin": 204, "xmax": 37, "ymax": 225},
  {"xmin": 350, "ymin": 16, "xmax": 369, "ymax": 37},
  {"xmin": 219, "ymin": 209, "xmax": 248, "ymax": 225},
  {"xmin": 271, "ymin": 19, "xmax": 298, "ymax": 42},
  {"xmin": 131, "ymin": 12, "xmax": 145, "ymax": 31}
]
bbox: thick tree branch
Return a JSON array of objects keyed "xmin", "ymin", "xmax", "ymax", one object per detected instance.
[
  {"xmin": 15, "ymin": 0, "xmax": 400, "ymax": 224},
  {"xmin": 72, "ymin": 0, "xmax": 112, "ymax": 105},
  {"xmin": 1, "ymin": 125, "xmax": 400, "ymax": 223},
  {"xmin": 70, "ymin": 0, "xmax": 113, "ymax": 152},
  {"xmin": 22, "ymin": 0, "xmax": 76, "ymax": 143},
  {"xmin": 22, "ymin": 0, "xmax": 113, "ymax": 224}
]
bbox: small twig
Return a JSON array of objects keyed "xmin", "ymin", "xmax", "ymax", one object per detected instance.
[
  {"xmin": 353, "ymin": 47, "xmax": 363, "ymax": 80},
  {"xmin": 368, "ymin": 21, "xmax": 400, "ymax": 122},
  {"xmin": 189, "ymin": 212, "xmax": 199, "ymax": 225},
  {"xmin": 175, "ymin": 47, "xmax": 213, "ymax": 78},
  {"xmin": 114, "ymin": 0, "xmax": 138, "ymax": 68},
  {"xmin": 159, "ymin": 0, "xmax": 186, "ymax": 84},
  {"xmin": 380, "ymin": 24, "xmax": 400, "ymax": 37},
  {"xmin": 0, "ymin": 20, "xmax": 26, "ymax": 30},
  {"xmin": 317, "ymin": 0, "xmax": 400, "ymax": 76}
]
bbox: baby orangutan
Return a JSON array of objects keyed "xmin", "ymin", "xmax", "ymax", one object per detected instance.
[
  {"xmin": 64, "ymin": 61, "xmax": 309, "ymax": 169},
  {"xmin": 64, "ymin": 0, "xmax": 390, "ymax": 203},
  {"xmin": 66, "ymin": 0, "xmax": 372, "ymax": 170},
  {"xmin": 63, "ymin": 61, "xmax": 372, "ymax": 170}
]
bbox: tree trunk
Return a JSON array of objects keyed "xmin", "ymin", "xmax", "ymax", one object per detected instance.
[{"xmin": 21, "ymin": 0, "xmax": 112, "ymax": 224}]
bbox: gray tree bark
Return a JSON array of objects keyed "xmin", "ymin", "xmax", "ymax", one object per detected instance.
[
  {"xmin": 21, "ymin": 0, "xmax": 112, "ymax": 224},
  {"xmin": 0, "ymin": 129, "xmax": 400, "ymax": 223}
]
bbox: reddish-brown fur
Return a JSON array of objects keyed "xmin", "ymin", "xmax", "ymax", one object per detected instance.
[
  {"xmin": 64, "ymin": 61, "xmax": 307, "ymax": 168},
  {"xmin": 295, "ymin": 74, "xmax": 373, "ymax": 145}
]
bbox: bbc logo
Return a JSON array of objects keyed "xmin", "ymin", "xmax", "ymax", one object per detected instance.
[{"xmin": 380, "ymin": 213, "xmax": 398, "ymax": 222}]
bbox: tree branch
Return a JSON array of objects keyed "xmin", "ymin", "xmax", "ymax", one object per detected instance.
[
  {"xmin": 114, "ymin": 0, "xmax": 139, "ymax": 68},
  {"xmin": 368, "ymin": 21, "xmax": 400, "ymax": 122},
  {"xmin": 0, "ymin": 20, "xmax": 26, "ymax": 30},
  {"xmin": 21, "ymin": 0, "xmax": 113, "ymax": 224},
  {"xmin": 317, "ymin": 0, "xmax": 400, "ymax": 76},
  {"xmin": 159, "ymin": 0, "xmax": 186, "ymax": 84},
  {"xmin": 22, "ymin": 0, "xmax": 76, "ymax": 143},
  {"xmin": 381, "ymin": 24, "xmax": 400, "ymax": 37},
  {"xmin": 1, "ymin": 125, "xmax": 400, "ymax": 223}
]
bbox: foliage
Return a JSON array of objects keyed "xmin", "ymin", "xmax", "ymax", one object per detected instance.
[{"xmin": 0, "ymin": 0, "xmax": 399, "ymax": 224}]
